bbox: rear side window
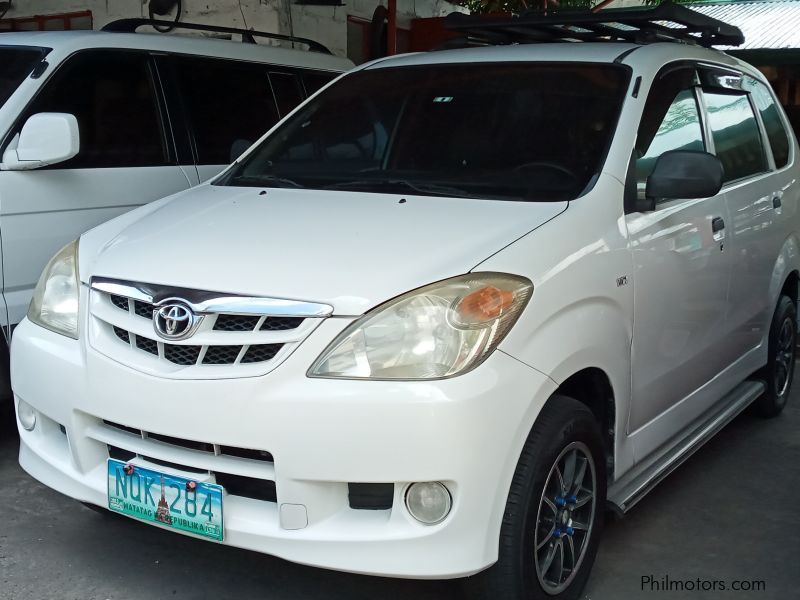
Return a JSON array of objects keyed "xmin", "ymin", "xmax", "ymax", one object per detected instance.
[
  {"xmin": 269, "ymin": 72, "xmax": 304, "ymax": 118},
  {"xmin": 744, "ymin": 76, "xmax": 791, "ymax": 168},
  {"xmin": 23, "ymin": 50, "xmax": 168, "ymax": 168},
  {"xmin": 703, "ymin": 91, "xmax": 767, "ymax": 183},
  {"xmin": 0, "ymin": 47, "xmax": 43, "ymax": 107},
  {"xmin": 172, "ymin": 57, "xmax": 280, "ymax": 165},
  {"xmin": 636, "ymin": 68, "xmax": 705, "ymax": 184}
]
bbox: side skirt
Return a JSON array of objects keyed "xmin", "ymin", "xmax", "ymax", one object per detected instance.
[{"xmin": 607, "ymin": 379, "xmax": 765, "ymax": 513}]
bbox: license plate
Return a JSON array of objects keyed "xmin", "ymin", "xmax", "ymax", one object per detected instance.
[{"xmin": 106, "ymin": 459, "xmax": 224, "ymax": 541}]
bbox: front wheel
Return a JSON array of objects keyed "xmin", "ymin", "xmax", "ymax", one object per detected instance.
[
  {"xmin": 466, "ymin": 396, "xmax": 606, "ymax": 600},
  {"xmin": 755, "ymin": 295, "xmax": 796, "ymax": 418}
]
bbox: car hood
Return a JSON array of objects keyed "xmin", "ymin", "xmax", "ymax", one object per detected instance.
[{"xmin": 82, "ymin": 185, "xmax": 567, "ymax": 315}]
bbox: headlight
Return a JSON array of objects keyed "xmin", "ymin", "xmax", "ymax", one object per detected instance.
[
  {"xmin": 308, "ymin": 273, "xmax": 532, "ymax": 380},
  {"xmin": 27, "ymin": 239, "xmax": 80, "ymax": 339}
]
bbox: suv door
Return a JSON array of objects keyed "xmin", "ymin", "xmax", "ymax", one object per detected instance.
[
  {"xmin": 705, "ymin": 69, "xmax": 797, "ymax": 363},
  {"xmin": 0, "ymin": 50, "xmax": 193, "ymax": 328},
  {"xmin": 625, "ymin": 65, "xmax": 734, "ymax": 458}
]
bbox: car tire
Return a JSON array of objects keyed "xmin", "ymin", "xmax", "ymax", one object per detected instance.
[
  {"xmin": 755, "ymin": 295, "xmax": 796, "ymax": 418},
  {"xmin": 465, "ymin": 395, "xmax": 606, "ymax": 600}
]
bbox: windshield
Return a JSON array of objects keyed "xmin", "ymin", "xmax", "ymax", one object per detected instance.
[
  {"xmin": 220, "ymin": 62, "xmax": 629, "ymax": 201},
  {"xmin": 0, "ymin": 47, "xmax": 45, "ymax": 107}
]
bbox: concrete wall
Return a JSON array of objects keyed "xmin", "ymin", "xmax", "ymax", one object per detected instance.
[{"xmin": 1, "ymin": 0, "xmax": 466, "ymax": 57}]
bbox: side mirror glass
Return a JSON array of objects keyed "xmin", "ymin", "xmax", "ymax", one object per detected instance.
[
  {"xmin": 1, "ymin": 113, "xmax": 80, "ymax": 171},
  {"xmin": 646, "ymin": 150, "xmax": 724, "ymax": 205}
]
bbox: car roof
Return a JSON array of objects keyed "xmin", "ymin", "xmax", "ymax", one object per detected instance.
[
  {"xmin": 363, "ymin": 41, "xmax": 763, "ymax": 80},
  {"xmin": 0, "ymin": 30, "xmax": 352, "ymax": 72}
]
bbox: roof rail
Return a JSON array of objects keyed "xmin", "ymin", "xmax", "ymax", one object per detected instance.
[
  {"xmin": 443, "ymin": 1, "xmax": 745, "ymax": 49},
  {"xmin": 101, "ymin": 18, "xmax": 333, "ymax": 54}
]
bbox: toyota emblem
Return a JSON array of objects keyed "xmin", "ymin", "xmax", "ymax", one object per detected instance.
[{"xmin": 153, "ymin": 302, "xmax": 199, "ymax": 340}]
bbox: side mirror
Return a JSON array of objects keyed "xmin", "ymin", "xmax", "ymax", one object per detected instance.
[
  {"xmin": 1, "ymin": 113, "xmax": 80, "ymax": 171},
  {"xmin": 645, "ymin": 150, "xmax": 724, "ymax": 207}
]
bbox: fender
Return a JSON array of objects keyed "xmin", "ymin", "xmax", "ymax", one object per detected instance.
[{"xmin": 476, "ymin": 176, "xmax": 635, "ymax": 480}]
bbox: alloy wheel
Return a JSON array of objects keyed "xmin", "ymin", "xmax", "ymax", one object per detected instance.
[{"xmin": 533, "ymin": 441, "xmax": 597, "ymax": 595}]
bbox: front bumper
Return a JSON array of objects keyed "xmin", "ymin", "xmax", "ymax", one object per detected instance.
[{"xmin": 11, "ymin": 317, "xmax": 556, "ymax": 578}]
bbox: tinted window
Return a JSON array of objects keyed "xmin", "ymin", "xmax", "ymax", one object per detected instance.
[
  {"xmin": 636, "ymin": 69, "xmax": 705, "ymax": 184},
  {"xmin": 23, "ymin": 51, "xmax": 168, "ymax": 169},
  {"xmin": 703, "ymin": 91, "xmax": 767, "ymax": 182},
  {"xmin": 224, "ymin": 64, "xmax": 630, "ymax": 202},
  {"xmin": 173, "ymin": 57, "xmax": 279, "ymax": 165},
  {"xmin": 269, "ymin": 72, "xmax": 304, "ymax": 117},
  {"xmin": 303, "ymin": 71, "xmax": 337, "ymax": 95},
  {"xmin": 744, "ymin": 77, "xmax": 790, "ymax": 168},
  {"xmin": 0, "ymin": 47, "xmax": 43, "ymax": 107}
]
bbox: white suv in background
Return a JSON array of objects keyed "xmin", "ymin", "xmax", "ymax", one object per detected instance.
[
  {"xmin": 10, "ymin": 6, "xmax": 799, "ymax": 600},
  {"xmin": 0, "ymin": 20, "xmax": 352, "ymax": 394}
]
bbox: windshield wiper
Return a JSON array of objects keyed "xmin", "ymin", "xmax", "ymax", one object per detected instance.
[
  {"xmin": 323, "ymin": 178, "xmax": 476, "ymax": 198},
  {"xmin": 228, "ymin": 174, "xmax": 304, "ymax": 188}
]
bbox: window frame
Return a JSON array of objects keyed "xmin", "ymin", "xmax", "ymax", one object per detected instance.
[
  {"xmin": 743, "ymin": 75, "xmax": 794, "ymax": 172},
  {"xmin": 696, "ymin": 63, "xmax": 775, "ymax": 187},
  {"xmin": 1, "ymin": 47, "xmax": 177, "ymax": 170}
]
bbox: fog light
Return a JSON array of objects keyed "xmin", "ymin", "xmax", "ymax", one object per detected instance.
[
  {"xmin": 17, "ymin": 399, "xmax": 36, "ymax": 431},
  {"xmin": 405, "ymin": 482, "xmax": 452, "ymax": 525}
]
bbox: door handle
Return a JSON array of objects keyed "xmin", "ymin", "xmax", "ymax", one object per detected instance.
[
  {"xmin": 712, "ymin": 217, "xmax": 725, "ymax": 233},
  {"xmin": 773, "ymin": 196, "xmax": 782, "ymax": 209}
]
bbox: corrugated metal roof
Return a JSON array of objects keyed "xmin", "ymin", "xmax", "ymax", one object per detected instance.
[{"xmin": 692, "ymin": 0, "xmax": 800, "ymax": 49}]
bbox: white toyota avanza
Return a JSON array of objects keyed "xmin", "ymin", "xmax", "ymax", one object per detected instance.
[{"xmin": 10, "ymin": 6, "xmax": 799, "ymax": 600}]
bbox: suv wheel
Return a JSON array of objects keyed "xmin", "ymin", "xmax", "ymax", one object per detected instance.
[
  {"xmin": 467, "ymin": 396, "xmax": 606, "ymax": 600},
  {"xmin": 755, "ymin": 294, "xmax": 796, "ymax": 418}
]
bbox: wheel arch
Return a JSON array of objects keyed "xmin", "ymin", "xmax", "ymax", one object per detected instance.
[{"xmin": 553, "ymin": 368, "xmax": 616, "ymax": 485}]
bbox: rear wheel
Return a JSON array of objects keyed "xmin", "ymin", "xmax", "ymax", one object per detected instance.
[
  {"xmin": 755, "ymin": 295, "xmax": 796, "ymax": 418},
  {"xmin": 466, "ymin": 396, "xmax": 606, "ymax": 600}
]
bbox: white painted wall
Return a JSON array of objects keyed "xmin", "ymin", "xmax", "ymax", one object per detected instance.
[{"xmin": 1, "ymin": 0, "xmax": 466, "ymax": 57}]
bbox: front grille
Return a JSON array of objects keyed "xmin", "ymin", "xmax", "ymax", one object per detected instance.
[
  {"xmin": 110, "ymin": 294, "xmax": 128, "ymax": 310},
  {"xmin": 135, "ymin": 336, "xmax": 158, "ymax": 356},
  {"xmin": 164, "ymin": 344, "xmax": 201, "ymax": 366},
  {"xmin": 215, "ymin": 473, "xmax": 277, "ymax": 502},
  {"xmin": 133, "ymin": 300, "xmax": 153, "ymax": 319},
  {"xmin": 99, "ymin": 420, "xmax": 276, "ymax": 503},
  {"xmin": 91, "ymin": 279, "xmax": 324, "ymax": 377},
  {"xmin": 148, "ymin": 432, "xmax": 214, "ymax": 453},
  {"xmin": 214, "ymin": 314, "xmax": 260, "ymax": 331},
  {"xmin": 241, "ymin": 344, "xmax": 281, "ymax": 363},
  {"xmin": 108, "ymin": 445, "xmax": 135, "ymax": 462},
  {"xmin": 261, "ymin": 317, "xmax": 304, "ymax": 331},
  {"xmin": 202, "ymin": 345, "xmax": 243, "ymax": 365}
]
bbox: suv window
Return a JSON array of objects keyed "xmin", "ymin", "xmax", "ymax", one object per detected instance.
[
  {"xmin": 224, "ymin": 63, "xmax": 630, "ymax": 202},
  {"xmin": 744, "ymin": 76, "xmax": 790, "ymax": 168},
  {"xmin": 269, "ymin": 72, "xmax": 304, "ymax": 118},
  {"xmin": 703, "ymin": 90, "xmax": 767, "ymax": 183},
  {"xmin": 636, "ymin": 68, "xmax": 705, "ymax": 185},
  {"xmin": 23, "ymin": 50, "xmax": 168, "ymax": 169},
  {"xmin": 173, "ymin": 57, "xmax": 280, "ymax": 165},
  {"xmin": 0, "ymin": 47, "xmax": 44, "ymax": 108}
]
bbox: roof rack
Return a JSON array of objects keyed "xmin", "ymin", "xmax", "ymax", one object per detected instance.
[
  {"xmin": 101, "ymin": 18, "xmax": 332, "ymax": 55},
  {"xmin": 443, "ymin": 1, "xmax": 745, "ymax": 49}
]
